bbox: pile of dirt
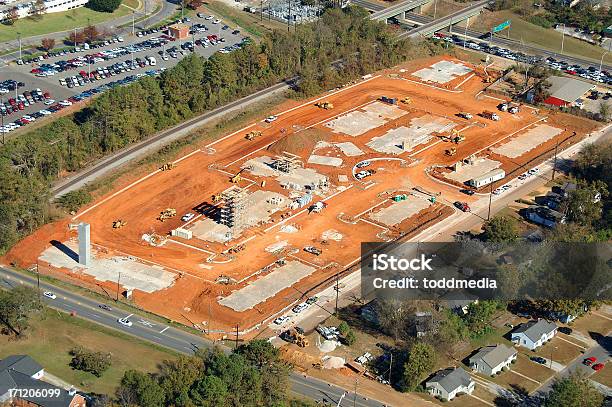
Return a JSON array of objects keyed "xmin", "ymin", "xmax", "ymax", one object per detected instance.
[
  {"xmin": 279, "ymin": 346, "xmax": 321, "ymax": 371},
  {"xmin": 267, "ymin": 128, "xmax": 330, "ymax": 157},
  {"xmin": 322, "ymin": 355, "xmax": 345, "ymax": 369}
]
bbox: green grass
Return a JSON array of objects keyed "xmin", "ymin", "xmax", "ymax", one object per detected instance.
[
  {"xmin": 204, "ymin": 1, "xmax": 287, "ymax": 38},
  {"xmin": 0, "ymin": 4, "xmax": 132, "ymax": 43},
  {"xmin": 472, "ymin": 10, "xmax": 611, "ymax": 64},
  {"xmin": 0, "ymin": 309, "xmax": 177, "ymax": 394}
]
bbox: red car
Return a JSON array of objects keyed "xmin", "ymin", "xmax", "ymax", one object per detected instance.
[
  {"xmin": 593, "ymin": 363, "xmax": 605, "ymax": 372},
  {"xmin": 584, "ymin": 357, "xmax": 597, "ymax": 366}
]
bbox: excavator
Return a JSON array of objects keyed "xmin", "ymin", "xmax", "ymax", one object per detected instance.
[
  {"xmin": 230, "ymin": 168, "xmax": 247, "ymax": 183},
  {"xmin": 160, "ymin": 162, "xmax": 176, "ymax": 171},
  {"xmin": 401, "ymin": 97, "xmax": 411, "ymax": 104},
  {"xmin": 157, "ymin": 208, "xmax": 177, "ymax": 222},
  {"xmin": 112, "ymin": 220, "xmax": 127, "ymax": 229},
  {"xmin": 314, "ymin": 101, "xmax": 334, "ymax": 110},
  {"xmin": 212, "ymin": 194, "xmax": 223, "ymax": 203},
  {"xmin": 445, "ymin": 147, "xmax": 457, "ymax": 156},
  {"xmin": 281, "ymin": 327, "xmax": 309, "ymax": 347},
  {"xmin": 245, "ymin": 131, "xmax": 262, "ymax": 141}
]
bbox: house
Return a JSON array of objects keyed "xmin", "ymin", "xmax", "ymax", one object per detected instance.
[
  {"xmin": 469, "ymin": 344, "xmax": 518, "ymax": 376},
  {"xmin": 439, "ymin": 291, "xmax": 478, "ymax": 315},
  {"xmin": 426, "ymin": 367, "xmax": 475, "ymax": 401},
  {"xmin": 524, "ymin": 206, "xmax": 566, "ymax": 228},
  {"xmin": 0, "ymin": 355, "xmax": 86, "ymax": 406},
  {"xmin": 511, "ymin": 320, "xmax": 558, "ymax": 350}
]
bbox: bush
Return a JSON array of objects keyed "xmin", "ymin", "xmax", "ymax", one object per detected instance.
[
  {"xmin": 344, "ymin": 330, "xmax": 357, "ymax": 346},
  {"xmin": 86, "ymin": 0, "xmax": 121, "ymax": 12},
  {"xmin": 57, "ymin": 189, "xmax": 92, "ymax": 213},
  {"xmin": 528, "ymin": 14, "xmax": 554, "ymax": 28},
  {"xmin": 70, "ymin": 346, "xmax": 111, "ymax": 377},
  {"xmin": 337, "ymin": 321, "xmax": 350, "ymax": 336}
]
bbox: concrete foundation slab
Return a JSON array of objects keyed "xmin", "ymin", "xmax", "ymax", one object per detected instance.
[
  {"xmin": 218, "ymin": 261, "xmax": 316, "ymax": 311},
  {"xmin": 369, "ymin": 197, "xmax": 430, "ymax": 226},
  {"xmin": 277, "ymin": 168, "xmax": 328, "ymax": 191},
  {"xmin": 190, "ymin": 218, "xmax": 232, "ymax": 243},
  {"xmin": 308, "ymin": 155, "xmax": 343, "ymax": 167},
  {"xmin": 492, "ymin": 124, "xmax": 562, "ymax": 158},
  {"xmin": 325, "ymin": 101, "xmax": 407, "ymax": 137},
  {"xmin": 334, "ymin": 142, "xmax": 364, "ymax": 156},
  {"xmin": 445, "ymin": 157, "xmax": 502, "ymax": 184},
  {"xmin": 413, "ymin": 60, "xmax": 472, "ymax": 84},
  {"xmin": 40, "ymin": 241, "xmax": 175, "ymax": 293}
]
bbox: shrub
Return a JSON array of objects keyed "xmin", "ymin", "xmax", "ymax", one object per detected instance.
[
  {"xmin": 57, "ymin": 189, "xmax": 92, "ymax": 213},
  {"xmin": 86, "ymin": 0, "xmax": 121, "ymax": 12},
  {"xmin": 70, "ymin": 346, "xmax": 111, "ymax": 377},
  {"xmin": 337, "ymin": 321, "xmax": 350, "ymax": 336}
]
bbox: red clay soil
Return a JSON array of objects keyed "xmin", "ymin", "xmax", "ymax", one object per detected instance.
[{"xmin": 3, "ymin": 55, "xmax": 601, "ymax": 336}]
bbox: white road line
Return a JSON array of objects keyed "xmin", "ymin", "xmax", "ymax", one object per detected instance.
[
  {"xmin": 303, "ymin": 99, "xmax": 376, "ymax": 131},
  {"xmin": 173, "ymin": 148, "xmax": 201, "ymax": 164},
  {"xmin": 160, "ymin": 326, "xmax": 169, "ymax": 333},
  {"xmin": 205, "ymin": 124, "xmax": 255, "ymax": 148},
  {"xmin": 166, "ymin": 239, "xmax": 216, "ymax": 255},
  {"xmin": 592, "ymin": 311, "xmax": 612, "ymax": 321},
  {"xmin": 409, "ymin": 139, "xmax": 442, "ymax": 157},
  {"xmin": 359, "ymin": 217, "xmax": 388, "ymax": 231},
  {"xmin": 454, "ymin": 73, "xmax": 475, "ymax": 89},
  {"xmin": 224, "ymin": 141, "xmax": 275, "ymax": 168},
  {"xmin": 353, "ymin": 199, "xmax": 389, "ymax": 219},
  {"xmin": 403, "ymin": 77, "xmax": 462, "ymax": 93},
  {"xmin": 126, "ymin": 313, "xmax": 133, "ymax": 318}
]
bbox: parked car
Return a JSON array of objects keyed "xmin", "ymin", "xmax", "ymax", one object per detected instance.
[
  {"xmin": 99, "ymin": 304, "xmax": 113, "ymax": 311},
  {"xmin": 264, "ymin": 115, "xmax": 277, "ymax": 123},
  {"xmin": 181, "ymin": 213, "xmax": 195, "ymax": 222},
  {"xmin": 273, "ymin": 316, "xmax": 290, "ymax": 325},
  {"xmin": 584, "ymin": 357, "xmax": 597, "ymax": 366},
  {"xmin": 292, "ymin": 303, "xmax": 308, "ymax": 314},
  {"xmin": 593, "ymin": 363, "xmax": 605, "ymax": 371},
  {"xmin": 531, "ymin": 357, "xmax": 547, "ymax": 365}
]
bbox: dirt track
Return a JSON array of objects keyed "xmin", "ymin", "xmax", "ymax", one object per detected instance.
[{"xmin": 4, "ymin": 55, "xmax": 599, "ymax": 336}]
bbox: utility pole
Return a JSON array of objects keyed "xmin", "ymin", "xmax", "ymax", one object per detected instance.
[
  {"xmin": 353, "ymin": 377, "xmax": 358, "ymax": 407},
  {"xmin": 116, "ymin": 272, "xmax": 121, "ymax": 301},
  {"xmin": 560, "ymin": 23, "xmax": 565, "ymax": 54},
  {"xmin": 17, "ymin": 32, "xmax": 22, "ymax": 62},
  {"xmin": 334, "ymin": 272, "xmax": 339, "ymax": 316},
  {"xmin": 552, "ymin": 142, "xmax": 559, "ymax": 181},
  {"xmin": 487, "ymin": 182, "xmax": 493, "ymax": 221},
  {"xmin": 388, "ymin": 352, "xmax": 393, "ymax": 385},
  {"xmin": 235, "ymin": 324, "xmax": 239, "ymax": 349},
  {"xmin": 132, "ymin": 12, "xmax": 135, "ymax": 36},
  {"xmin": 260, "ymin": 0, "xmax": 263, "ymax": 20},
  {"xmin": 36, "ymin": 262, "xmax": 41, "ymax": 303},
  {"xmin": 73, "ymin": 27, "xmax": 77, "ymax": 48},
  {"xmin": 287, "ymin": 0, "xmax": 291, "ymax": 33}
]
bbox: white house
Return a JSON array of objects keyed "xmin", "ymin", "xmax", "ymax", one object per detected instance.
[
  {"xmin": 469, "ymin": 344, "xmax": 518, "ymax": 376},
  {"xmin": 511, "ymin": 320, "xmax": 558, "ymax": 350},
  {"xmin": 426, "ymin": 367, "xmax": 475, "ymax": 401},
  {"xmin": 1, "ymin": 0, "xmax": 88, "ymax": 21}
]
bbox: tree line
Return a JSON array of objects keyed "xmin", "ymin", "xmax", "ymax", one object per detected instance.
[{"xmin": 0, "ymin": 6, "xmax": 445, "ymax": 254}]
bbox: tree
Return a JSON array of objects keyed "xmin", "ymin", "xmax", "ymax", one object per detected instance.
[
  {"xmin": 190, "ymin": 375, "xmax": 228, "ymax": 406},
  {"xmin": 0, "ymin": 286, "xmax": 42, "ymax": 337},
  {"xmin": 70, "ymin": 346, "xmax": 111, "ymax": 377},
  {"xmin": 158, "ymin": 356, "xmax": 203, "ymax": 404},
  {"xmin": 562, "ymin": 180, "xmax": 607, "ymax": 227},
  {"xmin": 86, "ymin": 0, "xmax": 122, "ymax": 12},
  {"xmin": 402, "ymin": 343, "xmax": 436, "ymax": 392},
  {"xmin": 344, "ymin": 329, "xmax": 357, "ymax": 345},
  {"xmin": 116, "ymin": 370, "xmax": 165, "ymax": 407},
  {"xmin": 83, "ymin": 25, "xmax": 100, "ymax": 43},
  {"xmin": 4, "ymin": 7, "xmax": 18, "ymax": 25},
  {"xmin": 56, "ymin": 189, "xmax": 92, "ymax": 213},
  {"xmin": 544, "ymin": 373, "xmax": 603, "ymax": 407},
  {"xmin": 463, "ymin": 301, "xmax": 503, "ymax": 337},
  {"xmin": 599, "ymin": 101, "xmax": 610, "ymax": 122},
  {"xmin": 40, "ymin": 38, "xmax": 55, "ymax": 52},
  {"xmin": 482, "ymin": 215, "xmax": 519, "ymax": 242},
  {"xmin": 29, "ymin": 0, "xmax": 46, "ymax": 20},
  {"xmin": 337, "ymin": 321, "xmax": 350, "ymax": 336},
  {"xmin": 375, "ymin": 299, "xmax": 414, "ymax": 341}
]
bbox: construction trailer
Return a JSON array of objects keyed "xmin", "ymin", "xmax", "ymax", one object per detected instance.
[
  {"xmin": 380, "ymin": 96, "xmax": 397, "ymax": 105},
  {"xmin": 468, "ymin": 168, "xmax": 506, "ymax": 188}
]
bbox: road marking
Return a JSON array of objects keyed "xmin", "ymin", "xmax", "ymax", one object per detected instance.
[
  {"xmin": 468, "ymin": 393, "xmax": 494, "ymax": 406},
  {"xmin": 138, "ymin": 319, "xmax": 156, "ymax": 327},
  {"xmin": 205, "ymin": 124, "xmax": 255, "ymax": 148},
  {"xmin": 160, "ymin": 326, "xmax": 169, "ymax": 333},
  {"xmin": 166, "ymin": 239, "xmax": 216, "ymax": 255},
  {"xmin": 125, "ymin": 313, "xmax": 133, "ymax": 318},
  {"xmin": 223, "ymin": 141, "xmax": 275, "ymax": 168},
  {"xmin": 454, "ymin": 73, "xmax": 475, "ymax": 89},
  {"xmin": 556, "ymin": 335, "xmax": 587, "ymax": 349},
  {"xmin": 592, "ymin": 311, "xmax": 612, "ymax": 321},
  {"xmin": 353, "ymin": 198, "xmax": 389, "ymax": 219}
]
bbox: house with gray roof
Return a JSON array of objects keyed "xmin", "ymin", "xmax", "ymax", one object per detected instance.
[
  {"xmin": 426, "ymin": 367, "xmax": 475, "ymax": 401},
  {"xmin": 0, "ymin": 354, "xmax": 44, "ymax": 380},
  {"xmin": 469, "ymin": 344, "xmax": 518, "ymax": 376},
  {"xmin": 511, "ymin": 320, "xmax": 557, "ymax": 350}
]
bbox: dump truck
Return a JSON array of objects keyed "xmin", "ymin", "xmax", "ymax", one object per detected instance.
[
  {"xmin": 445, "ymin": 147, "xmax": 457, "ymax": 156},
  {"xmin": 314, "ymin": 101, "xmax": 334, "ymax": 110},
  {"xmin": 158, "ymin": 208, "xmax": 177, "ymax": 222},
  {"xmin": 458, "ymin": 112, "xmax": 473, "ymax": 120},
  {"xmin": 482, "ymin": 111, "xmax": 500, "ymax": 121},
  {"xmin": 245, "ymin": 130, "xmax": 262, "ymax": 140},
  {"xmin": 400, "ymin": 97, "xmax": 411, "ymax": 104},
  {"xmin": 392, "ymin": 194, "xmax": 408, "ymax": 202},
  {"xmin": 112, "ymin": 220, "xmax": 127, "ymax": 229},
  {"xmin": 160, "ymin": 162, "xmax": 176, "ymax": 171}
]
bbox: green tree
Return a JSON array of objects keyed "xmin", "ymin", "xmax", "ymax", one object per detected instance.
[
  {"xmin": 544, "ymin": 373, "xmax": 604, "ymax": 407},
  {"xmin": 563, "ymin": 181, "xmax": 607, "ymax": 227},
  {"xmin": 70, "ymin": 346, "xmax": 111, "ymax": 377},
  {"xmin": 600, "ymin": 101, "xmax": 610, "ymax": 122},
  {"xmin": 116, "ymin": 370, "xmax": 165, "ymax": 407},
  {"xmin": 0, "ymin": 286, "xmax": 42, "ymax": 337},
  {"xmin": 344, "ymin": 329, "xmax": 357, "ymax": 345},
  {"xmin": 158, "ymin": 355, "xmax": 203, "ymax": 405},
  {"xmin": 86, "ymin": 0, "xmax": 121, "ymax": 12},
  {"xmin": 57, "ymin": 189, "xmax": 92, "ymax": 213},
  {"xmin": 337, "ymin": 321, "xmax": 350, "ymax": 336},
  {"xmin": 482, "ymin": 215, "xmax": 519, "ymax": 242},
  {"xmin": 190, "ymin": 375, "xmax": 228, "ymax": 406},
  {"xmin": 402, "ymin": 342, "xmax": 436, "ymax": 392},
  {"xmin": 463, "ymin": 300, "xmax": 503, "ymax": 337}
]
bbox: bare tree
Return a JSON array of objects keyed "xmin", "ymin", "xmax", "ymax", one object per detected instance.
[{"xmin": 41, "ymin": 38, "xmax": 55, "ymax": 51}]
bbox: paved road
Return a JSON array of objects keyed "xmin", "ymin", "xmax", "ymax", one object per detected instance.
[
  {"xmin": 351, "ymin": 0, "xmax": 612, "ymax": 70},
  {"xmin": 0, "ymin": 265, "xmax": 387, "ymax": 406}
]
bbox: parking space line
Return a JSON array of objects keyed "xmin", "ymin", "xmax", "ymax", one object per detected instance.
[{"xmin": 160, "ymin": 326, "xmax": 169, "ymax": 333}]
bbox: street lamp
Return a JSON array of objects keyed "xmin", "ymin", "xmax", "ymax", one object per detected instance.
[
  {"xmin": 17, "ymin": 32, "xmax": 22, "ymax": 62},
  {"xmin": 599, "ymin": 51, "xmax": 609, "ymax": 77},
  {"xmin": 560, "ymin": 23, "xmax": 565, "ymax": 54}
]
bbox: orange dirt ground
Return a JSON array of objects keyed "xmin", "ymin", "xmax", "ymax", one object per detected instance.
[{"xmin": 4, "ymin": 55, "xmax": 600, "ymax": 337}]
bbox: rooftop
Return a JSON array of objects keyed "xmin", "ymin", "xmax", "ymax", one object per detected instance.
[
  {"xmin": 546, "ymin": 76, "xmax": 595, "ymax": 103},
  {"xmin": 426, "ymin": 367, "xmax": 473, "ymax": 393}
]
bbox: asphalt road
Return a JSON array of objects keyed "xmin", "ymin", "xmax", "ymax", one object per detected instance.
[{"xmin": 0, "ymin": 265, "xmax": 387, "ymax": 406}]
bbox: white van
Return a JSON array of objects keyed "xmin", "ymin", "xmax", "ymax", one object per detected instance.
[{"xmin": 147, "ymin": 56, "xmax": 157, "ymax": 66}]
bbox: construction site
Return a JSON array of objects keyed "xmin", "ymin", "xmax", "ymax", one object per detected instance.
[{"xmin": 4, "ymin": 55, "xmax": 600, "ymax": 338}]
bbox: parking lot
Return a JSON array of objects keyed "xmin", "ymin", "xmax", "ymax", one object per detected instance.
[{"xmin": 0, "ymin": 13, "xmax": 247, "ymax": 135}]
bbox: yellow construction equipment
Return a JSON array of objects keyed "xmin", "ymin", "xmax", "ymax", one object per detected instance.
[
  {"xmin": 245, "ymin": 131, "xmax": 262, "ymax": 141},
  {"xmin": 160, "ymin": 162, "xmax": 176, "ymax": 171},
  {"xmin": 445, "ymin": 147, "xmax": 457, "ymax": 156},
  {"xmin": 157, "ymin": 208, "xmax": 177, "ymax": 222},
  {"xmin": 212, "ymin": 194, "xmax": 223, "ymax": 203},
  {"xmin": 228, "ymin": 244, "xmax": 245, "ymax": 254},
  {"xmin": 282, "ymin": 328, "xmax": 309, "ymax": 347},
  {"xmin": 230, "ymin": 168, "xmax": 247, "ymax": 184},
  {"xmin": 401, "ymin": 97, "xmax": 411, "ymax": 104},
  {"xmin": 453, "ymin": 135, "xmax": 466, "ymax": 144},
  {"xmin": 112, "ymin": 220, "xmax": 127, "ymax": 229},
  {"xmin": 314, "ymin": 101, "xmax": 334, "ymax": 110}
]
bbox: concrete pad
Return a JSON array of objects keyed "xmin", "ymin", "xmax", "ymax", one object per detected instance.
[
  {"xmin": 445, "ymin": 158, "xmax": 502, "ymax": 184},
  {"xmin": 362, "ymin": 101, "xmax": 407, "ymax": 120},
  {"xmin": 413, "ymin": 60, "xmax": 472, "ymax": 84},
  {"xmin": 40, "ymin": 241, "xmax": 175, "ymax": 293},
  {"xmin": 190, "ymin": 218, "xmax": 232, "ymax": 243},
  {"xmin": 334, "ymin": 142, "xmax": 364, "ymax": 156},
  {"xmin": 308, "ymin": 155, "xmax": 343, "ymax": 167},
  {"xmin": 369, "ymin": 198, "xmax": 430, "ymax": 226},
  {"xmin": 338, "ymin": 174, "xmax": 349, "ymax": 183},
  {"xmin": 277, "ymin": 167, "xmax": 328, "ymax": 191},
  {"xmin": 218, "ymin": 261, "xmax": 316, "ymax": 311},
  {"xmin": 243, "ymin": 156, "xmax": 278, "ymax": 177},
  {"xmin": 325, "ymin": 101, "xmax": 407, "ymax": 137},
  {"xmin": 492, "ymin": 124, "xmax": 562, "ymax": 158},
  {"xmin": 243, "ymin": 190, "xmax": 287, "ymax": 226}
]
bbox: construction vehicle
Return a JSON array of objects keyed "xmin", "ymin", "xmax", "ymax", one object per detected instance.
[
  {"xmin": 112, "ymin": 220, "xmax": 127, "ymax": 229},
  {"xmin": 157, "ymin": 208, "xmax": 177, "ymax": 222},
  {"xmin": 498, "ymin": 103, "xmax": 509, "ymax": 112},
  {"xmin": 281, "ymin": 327, "xmax": 309, "ymax": 347},
  {"xmin": 445, "ymin": 147, "xmax": 457, "ymax": 156},
  {"xmin": 482, "ymin": 111, "xmax": 500, "ymax": 121},
  {"xmin": 392, "ymin": 194, "xmax": 408, "ymax": 202},
  {"xmin": 452, "ymin": 135, "xmax": 466, "ymax": 144},
  {"xmin": 508, "ymin": 105, "xmax": 520, "ymax": 114},
  {"xmin": 245, "ymin": 130, "xmax": 262, "ymax": 140},
  {"xmin": 454, "ymin": 201, "xmax": 471, "ymax": 212},
  {"xmin": 160, "ymin": 162, "xmax": 176, "ymax": 171},
  {"xmin": 380, "ymin": 96, "xmax": 397, "ymax": 105},
  {"xmin": 458, "ymin": 112, "xmax": 473, "ymax": 120},
  {"xmin": 230, "ymin": 168, "xmax": 247, "ymax": 183},
  {"xmin": 304, "ymin": 246, "xmax": 322, "ymax": 256},
  {"xmin": 314, "ymin": 101, "xmax": 334, "ymax": 110},
  {"xmin": 400, "ymin": 97, "xmax": 411, "ymax": 104},
  {"xmin": 228, "ymin": 244, "xmax": 245, "ymax": 254},
  {"xmin": 308, "ymin": 202, "xmax": 328, "ymax": 213},
  {"xmin": 212, "ymin": 194, "xmax": 223, "ymax": 203}
]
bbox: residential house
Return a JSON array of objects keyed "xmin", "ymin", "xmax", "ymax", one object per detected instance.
[
  {"xmin": 0, "ymin": 355, "xmax": 86, "ymax": 407},
  {"xmin": 426, "ymin": 367, "xmax": 475, "ymax": 401},
  {"xmin": 511, "ymin": 320, "xmax": 558, "ymax": 350},
  {"xmin": 524, "ymin": 206, "xmax": 566, "ymax": 228},
  {"xmin": 439, "ymin": 291, "xmax": 479, "ymax": 315},
  {"xmin": 469, "ymin": 344, "xmax": 518, "ymax": 376}
]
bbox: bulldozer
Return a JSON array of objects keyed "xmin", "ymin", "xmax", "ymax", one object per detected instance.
[
  {"xmin": 282, "ymin": 327, "xmax": 309, "ymax": 347},
  {"xmin": 157, "ymin": 208, "xmax": 177, "ymax": 222},
  {"xmin": 230, "ymin": 168, "xmax": 247, "ymax": 184},
  {"xmin": 212, "ymin": 194, "xmax": 223, "ymax": 203},
  {"xmin": 400, "ymin": 97, "xmax": 411, "ymax": 104},
  {"xmin": 245, "ymin": 131, "xmax": 262, "ymax": 141},
  {"xmin": 228, "ymin": 244, "xmax": 245, "ymax": 254},
  {"xmin": 315, "ymin": 101, "xmax": 334, "ymax": 110},
  {"xmin": 160, "ymin": 162, "xmax": 176, "ymax": 171},
  {"xmin": 112, "ymin": 220, "xmax": 127, "ymax": 229},
  {"xmin": 452, "ymin": 135, "xmax": 466, "ymax": 144},
  {"xmin": 445, "ymin": 147, "xmax": 457, "ymax": 156}
]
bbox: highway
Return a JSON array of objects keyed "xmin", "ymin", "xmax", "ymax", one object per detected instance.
[
  {"xmin": 352, "ymin": 0, "xmax": 612, "ymax": 71},
  {"xmin": 0, "ymin": 265, "xmax": 386, "ymax": 406}
]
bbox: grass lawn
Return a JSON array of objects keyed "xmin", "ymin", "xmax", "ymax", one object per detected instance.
[
  {"xmin": 531, "ymin": 336, "xmax": 584, "ymax": 365},
  {"xmin": 469, "ymin": 325, "xmax": 514, "ymax": 349},
  {"xmin": 0, "ymin": 4, "xmax": 132, "ymax": 43},
  {"xmin": 203, "ymin": 1, "xmax": 287, "ymax": 38},
  {"xmin": 592, "ymin": 362, "xmax": 612, "ymax": 387},
  {"xmin": 483, "ymin": 354, "xmax": 550, "ymax": 393},
  {"xmin": 471, "ymin": 10, "xmax": 610, "ymax": 64},
  {"xmin": 571, "ymin": 312, "xmax": 612, "ymax": 336},
  {"xmin": 0, "ymin": 309, "xmax": 177, "ymax": 395},
  {"xmin": 512, "ymin": 353, "xmax": 554, "ymax": 383},
  {"xmin": 121, "ymin": 0, "xmax": 141, "ymax": 10}
]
